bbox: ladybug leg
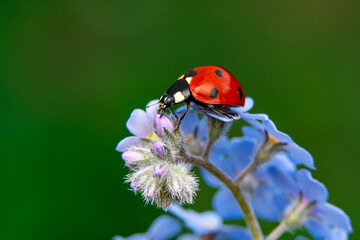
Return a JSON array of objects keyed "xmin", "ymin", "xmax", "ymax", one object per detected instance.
[
  {"xmin": 175, "ymin": 102, "xmax": 190, "ymax": 131},
  {"xmin": 169, "ymin": 107, "xmax": 179, "ymax": 122},
  {"xmin": 209, "ymin": 105, "xmax": 239, "ymax": 120}
]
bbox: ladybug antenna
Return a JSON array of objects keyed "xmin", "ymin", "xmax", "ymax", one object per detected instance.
[{"xmin": 146, "ymin": 101, "xmax": 160, "ymax": 108}]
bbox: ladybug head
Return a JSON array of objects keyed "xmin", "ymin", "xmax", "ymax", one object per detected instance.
[{"xmin": 158, "ymin": 94, "xmax": 174, "ymax": 113}]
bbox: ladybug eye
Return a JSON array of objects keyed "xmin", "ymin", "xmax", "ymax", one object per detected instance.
[{"xmin": 164, "ymin": 96, "xmax": 173, "ymax": 105}]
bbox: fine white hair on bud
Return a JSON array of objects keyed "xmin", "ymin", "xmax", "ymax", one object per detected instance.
[{"xmin": 123, "ymin": 118, "xmax": 198, "ymax": 210}]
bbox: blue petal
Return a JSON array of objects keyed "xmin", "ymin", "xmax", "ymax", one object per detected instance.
[
  {"xmin": 263, "ymin": 119, "xmax": 293, "ymax": 143},
  {"xmin": 112, "ymin": 236, "xmax": 125, "ymax": 240},
  {"xmin": 147, "ymin": 215, "xmax": 182, "ymax": 240},
  {"xmin": 256, "ymin": 153, "xmax": 296, "ymax": 182},
  {"xmin": 216, "ymin": 225, "xmax": 251, "ymax": 240},
  {"xmin": 326, "ymin": 228, "xmax": 348, "ymax": 240},
  {"xmin": 238, "ymin": 112, "xmax": 269, "ymax": 121},
  {"xmin": 305, "ymin": 217, "xmax": 331, "ymax": 239},
  {"xmin": 251, "ymin": 185, "xmax": 283, "ymax": 221},
  {"xmin": 200, "ymin": 168, "xmax": 223, "ymax": 188},
  {"xmin": 267, "ymin": 167, "xmax": 299, "ymax": 196},
  {"xmin": 267, "ymin": 154, "xmax": 296, "ymax": 175},
  {"xmin": 213, "ymin": 188, "xmax": 243, "ymax": 219},
  {"xmin": 179, "ymin": 111, "xmax": 200, "ymax": 136},
  {"xmin": 177, "ymin": 234, "xmax": 200, "ymax": 240},
  {"xmin": 126, "ymin": 109, "xmax": 153, "ymax": 137},
  {"xmin": 296, "ymin": 169, "xmax": 328, "ymax": 203},
  {"xmin": 229, "ymin": 138, "xmax": 257, "ymax": 173},
  {"xmin": 243, "ymin": 118, "xmax": 265, "ymax": 131},
  {"xmin": 239, "ymin": 96, "xmax": 254, "ymax": 112},
  {"xmin": 210, "ymin": 136, "xmax": 230, "ymax": 161},
  {"xmin": 126, "ymin": 233, "xmax": 149, "ymax": 240},
  {"xmin": 262, "ymin": 119, "xmax": 315, "ymax": 169},
  {"xmin": 286, "ymin": 143, "xmax": 315, "ymax": 169},
  {"xmin": 241, "ymin": 125, "xmax": 263, "ymax": 140},
  {"xmin": 209, "ymin": 137, "xmax": 238, "ymax": 179},
  {"xmin": 272, "ymin": 193, "xmax": 291, "ymax": 214},
  {"xmin": 115, "ymin": 136, "xmax": 144, "ymax": 152},
  {"xmin": 312, "ymin": 203, "xmax": 352, "ymax": 232},
  {"xmin": 196, "ymin": 116, "xmax": 208, "ymax": 145},
  {"xmin": 145, "ymin": 99, "xmax": 160, "ymax": 119},
  {"xmin": 168, "ymin": 205, "xmax": 223, "ymax": 235}
]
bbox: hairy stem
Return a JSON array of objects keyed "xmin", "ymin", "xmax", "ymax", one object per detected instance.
[
  {"xmin": 266, "ymin": 221, "xmax": 288, "ymax": 240},
  {"xmin": 184, "ymin": 154, "xmax": 264, "ymax": 240},
  {"xmin": 202, "ymin": 138, "xmax": 216, "ymax": 160},
  {"xmin": 235, "ymin": 160, "xmax": 257, "ymax": 185}
]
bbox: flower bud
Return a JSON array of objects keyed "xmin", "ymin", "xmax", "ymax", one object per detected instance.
[
  {"xmin": 122, "ymin": 150, "xmax": 145, "ymax": 163},
  {"xmin": 154, "ymin": 114, "xmax": 175, "ymax": 136},
  {"xmin": 207, "ymin": 116, "xmax": 227, "ymax": 143},
  {"xmin": 130, "ymin": 178, "xmax": 143, "ymax": 189},
  {"xmin": 283, "ymin": 196, "xmax": 316, "ymax": 231},
  {"xmin": 173, "ymin": 180, "xmax": 181, "ymax": 194},
  {"xmin": 153, "ymin": 141, "xmax": 166, "ymax": 156},
  {"xmin": 154, "ymin": 165, "xmax": 167, "ymax": 178},
  {"xmin": 254, "ymin": 131, "xmax": 287, "ymax": 165},
  {"xmin": 147, "ymin": 185, "xmax": 156, "ymax": 199}
]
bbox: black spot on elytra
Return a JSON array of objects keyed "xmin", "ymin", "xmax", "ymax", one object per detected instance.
[
  {"xmin": 185, "ymin": 70, "xmax": 198, "ymax": 78},
  {"xmin": 237, "ymin": 87, "xmax": 243, "ymax": 100},
  {"xmin": 215, "ymin": 69, "xmax": 223, "ymax": 77},
  {"xmin": 210, "ymin": 88, "xmax": 219, "ymax": 98}
]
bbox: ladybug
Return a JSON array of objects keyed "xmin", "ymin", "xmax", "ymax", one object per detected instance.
[{"xmin": 157, "ymin": 65, "xmax": 245, "ymax": 130}]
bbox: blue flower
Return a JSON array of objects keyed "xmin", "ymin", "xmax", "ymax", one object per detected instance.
[
  {"xmin": 169, "ymin": 204, "xmax": 223, "ymax": 235},
  {"xmin": 169, "ymin": 205, "xmax": 251, "ymax": 240},
  {"xmin": 200, "ymin": 135, "xmax": 297, "ymax": 221},
  {"xmin": 115, "ymin": 100, "xmax": 159, "ymax": 152},
  {"xmin": 270, "ymin": 168, "xmax": 352, "ymax": 239},
  {"xmin": 112, "ymin": 215, "xmax": 181, "ymax": 240},
  {"xmin": 243, "ymin": 118, "xmax": 315, "ymax": 169}
]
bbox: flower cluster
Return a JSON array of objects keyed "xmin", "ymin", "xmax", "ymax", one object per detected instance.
[
  {"xmin": 115, "ymin": 98, "xmax": 352, "ymax": 240},
  {"xmin": 117, "ymin": 101, "xmax": 199, "ymax": 210}
]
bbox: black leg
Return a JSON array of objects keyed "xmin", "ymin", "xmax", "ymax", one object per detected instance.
[
  {"xmin": 169, "ymin": 108, "xmax": 179, "ymax": 122},
  {"xmin": 175, "ymin": 102, "xmax": 190, "ymax": 131}
]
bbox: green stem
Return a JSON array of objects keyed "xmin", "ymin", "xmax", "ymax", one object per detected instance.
[
  {"xmin": 266, "ymin": 221, "xmax": 288, "ymax": 240},
  {"xmin": 185, "ymin": 154, "xmax": 264, "ymax": 240},
  {"xmin": 202, "ymin": 137, "xmax": 216, "ymax": 160},
  {"xmin": 235, "ymin": 160, "xmax": 257, "ymax": 185}
]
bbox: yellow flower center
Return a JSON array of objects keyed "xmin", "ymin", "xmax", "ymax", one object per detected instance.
[
  {"xmin": 186, "ymin": 134, "xmax": 194, "ymax": 142},
  {"xmin": 268, "ymin": 134, "xmax": 279, "ymax": 144},
  {"xmin": 148, "ymin": 131, "xmax": 157, "ymax": 140}
]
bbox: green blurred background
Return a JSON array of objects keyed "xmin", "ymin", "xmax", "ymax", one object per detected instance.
[{"xmin": 1, "ymin": 1, "xmax": 359, "ymax": 239}]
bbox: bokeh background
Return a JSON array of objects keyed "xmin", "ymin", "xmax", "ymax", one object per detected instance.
[{"xmin": 1, "ymin": 1, "xmax": 359, "ymax": 239}]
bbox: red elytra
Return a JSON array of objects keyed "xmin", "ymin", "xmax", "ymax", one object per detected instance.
[
  {"xmin": 156, "ymin": 65, "xmax": 246, "ymax": 130},
  {"xmin": 186, "ymin": 65, "xmax": 245, "ymax": 106}
]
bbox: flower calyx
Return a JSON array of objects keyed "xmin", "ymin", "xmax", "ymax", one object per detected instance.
[
  {"xmin": 255, "ymin": 131, "xmax": 287, "ymax": 165},
  {"xmin": 282, "ymin": 192, "xmax": 316, "ymax": 231}
]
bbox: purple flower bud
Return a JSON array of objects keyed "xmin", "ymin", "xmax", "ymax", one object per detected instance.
[
  {"xmin": 147, "ymin": 185, "xmax": 156, "ymax": 198},
  {"xmin": 154, "ymin": 114, "xmax": 175, "ymax": 136},
  {"xmin": 173, "ymin": 180, "xmax": 181, "ymax": 194},
  {"xmin": 154, "ymin": 165, "xmax": 167, "ymax": 178},
  {"xmin": 153, "ymin": 141, "xmax": 166, "ymax": 156},
  {"xmin": 130, "ymin": 178, "xmax": 143, "ymax": 189},
  {"xmin": 121, "ymin": 150, "xmax": 144, "ymax": 163}
]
